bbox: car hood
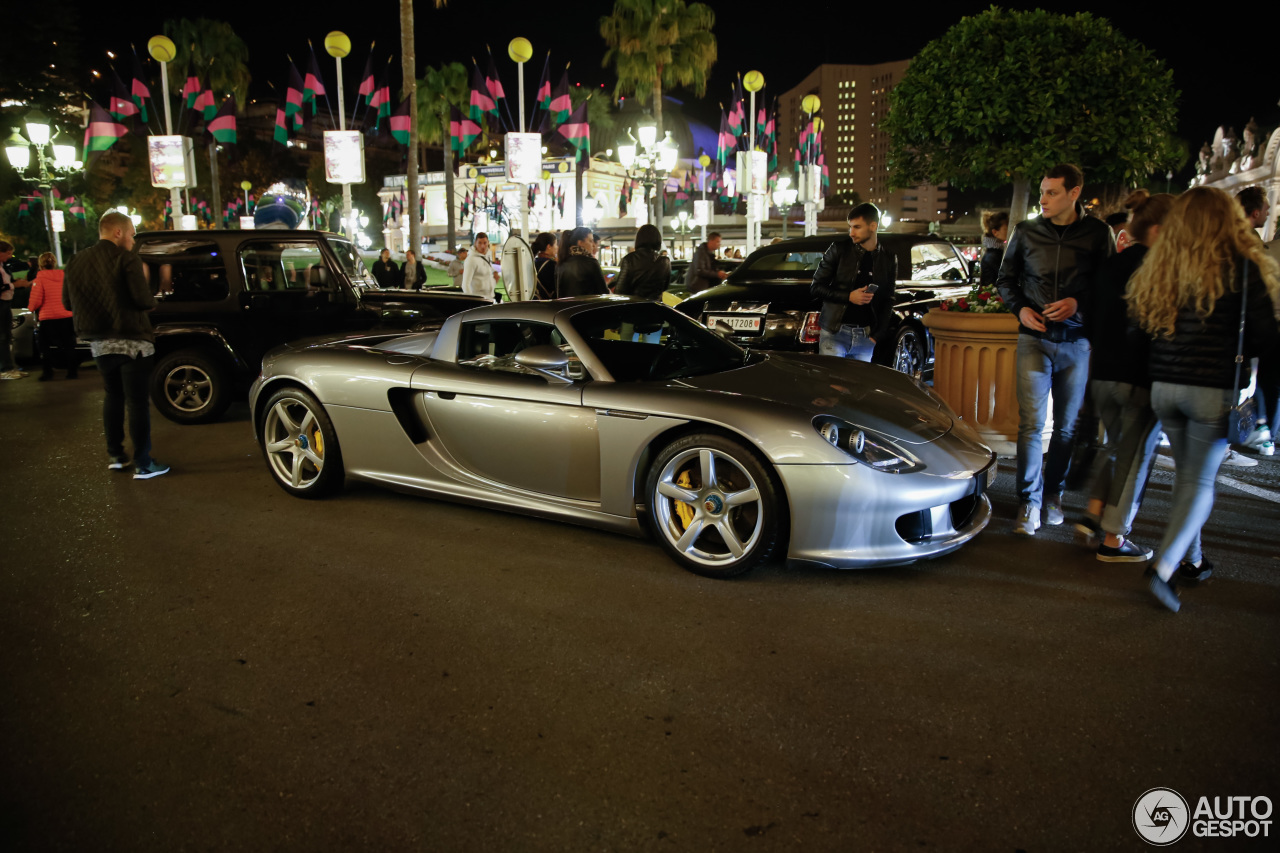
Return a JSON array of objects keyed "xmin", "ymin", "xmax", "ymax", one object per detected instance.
[{"xmin": 681, "ymin": 353, "xmax": 954, "ymax": 445}]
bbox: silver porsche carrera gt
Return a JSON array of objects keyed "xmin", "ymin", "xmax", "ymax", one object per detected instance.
[{"xmin": 249, "ymin": 297, "xmax": 995, "ymax": 578}]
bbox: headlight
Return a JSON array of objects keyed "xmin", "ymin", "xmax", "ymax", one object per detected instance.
[{"xmin": 815, "ymin": 417, "xmax": 924, "ymax": 474}]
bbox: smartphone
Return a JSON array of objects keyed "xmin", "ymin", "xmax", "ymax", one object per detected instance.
[{"xmin": 864, "ymin": 283, "xmax": 879, "ymax": 294}]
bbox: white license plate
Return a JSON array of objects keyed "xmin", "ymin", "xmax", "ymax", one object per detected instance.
[{"xmin": 706, "ymin": 313, "xmax": 764, "ymax": 334}]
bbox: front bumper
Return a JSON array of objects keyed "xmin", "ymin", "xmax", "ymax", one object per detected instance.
[{"xmin": 777, "ymin": 454, "xmax": 995, "ymax": 569}]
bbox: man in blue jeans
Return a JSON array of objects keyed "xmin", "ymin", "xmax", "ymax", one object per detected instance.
[
  {"xmin": 997, "ymin": 164, "xmax": 1112, "ymax": 534},
  {"xmin": 810, "ymin": 203, "xmax": 897, "ymax": 363},
  {"xmin": 62, "ymin": 211, "xmax": 169, "ymax": 479}
]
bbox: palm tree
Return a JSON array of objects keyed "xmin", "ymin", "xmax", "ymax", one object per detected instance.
[
  {"xmin": 163, "ymin": 19, "xmax": 250, "ymax": 228},
  {"xmin": 400, "ymin": 0, "xmax": 421, "ymax": 254},
  {"xmin": 417, "ymin": 63, "xmax": 469, "ymax": 251},
  {"xmin": 600, "ymin": 0, "xmax": 717, "ymax": 222}
]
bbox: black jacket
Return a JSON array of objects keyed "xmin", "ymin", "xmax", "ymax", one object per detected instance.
[
  {"xmin": 533, "ymin": 256, "xmax": 556, "ymax": 300},
  {"xmin": 979, "ymin": 236, "xmax": 1004, "ymax": 286},
  {"xmin": 556, "ymin": 252, "xmax": 608, "ymax": 298},
  {"xmin": 371, "ymin": 259, "xmax": 400, "ymax": 288},
  {"xmin": 402, "ymin": 261, "xmax": 426, "ymax": 290},
  {"xmin": 62, "ymin": 239, "xmax": 156, "ymax": 342},
  {"xmin": 1091, "ymin": 245, "xmax": 1152, "ymax": 386},
  {"xmin": 612, "ymin": 248, "xmax": 671, "ymax": 300},
  {"xmin": 1147, "ymin": 258, "xmax": 1278, "ymax": 390},
  {"xmin": 810, "ymin": 237, "xmax": 897, "ymax": 340},
  {"xmin": 996, "ymin": 203, "xmax": 1112, "ymax": 342},
  {"xmin": 684, "ymin": 243, "xmax": 720, "ymax": 292}
]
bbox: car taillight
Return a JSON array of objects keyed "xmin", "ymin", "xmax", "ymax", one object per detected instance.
[{"xmin": 799, "ymin": 312, "xmax": 821, "ymax": 344}]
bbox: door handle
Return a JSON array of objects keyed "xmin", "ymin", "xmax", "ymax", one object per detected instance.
[{"xmin": 437, "ymin": 391, "xmax": 456, "ymax": 400}]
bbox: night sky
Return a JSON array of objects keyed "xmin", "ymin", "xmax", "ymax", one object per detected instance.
[{"xmin": 58, "ymin": 1, "xmax": 1280, "ymax": 175}]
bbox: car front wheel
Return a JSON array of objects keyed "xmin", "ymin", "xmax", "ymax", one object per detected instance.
[
  {"xmin": 645, "ymin": 433, "xmax": 785, "ymax": 578},
  {"xmin": 258, "ymin": 386, "xmax": 344, "ymax": 498},
  {"xmin": 152, "ymin": 349, "xmax": 232, "ymax": 424}
]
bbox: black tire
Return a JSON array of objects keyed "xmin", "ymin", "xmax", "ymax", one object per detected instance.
[
  {"xmin": 257, "ymin": 386, "xmax": 345, "ymax": 499},
  {"xmin": 644, "ymin": 433, "xmax": 786, "ymax": 578},
  {"xmin": 891, "ymin": 323, "xmax": 927, "ymax": 376},
  {"xmin": 152, "ymin": 349, "xmax": 232, "ymax": 424}
]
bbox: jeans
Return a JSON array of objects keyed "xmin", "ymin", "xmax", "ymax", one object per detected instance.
[
  {"xmin": 1015, "ymin": 335, "xmax": 1091, "ymax": 507},
  {"xmin": 1085, "ymin": 380, "xmax": 1162, "ymax": 536},
  {"xmin": 819, "ymin": 324, "xmax": 875, "ymax": 363},
  {"xmin": 38, "ymin": 318, "xmax": 79, "ymax": 374},
  {"xmin": 1150, "ymin": 382, "xmax": 1231, "ymax": 576},
  {"xmin": 0, "ymin": 304, "xmax": 14, "ymax": 371},
  {"xmin": 97, "ymin": 353, "xmax": 155, "ymax": 466}
]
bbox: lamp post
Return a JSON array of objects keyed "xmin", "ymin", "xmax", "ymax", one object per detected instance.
[
  {"xmin": 617, "ymin": 119, "xmax": 679, "ymax": 228},
  {"xmin": 774, "ymin": 176, "xmax": 797, "ymax": 241},
  {"xmin": 799, "ymin": 94, "xmax": 821, "ymax": 237},
  {"xmin": 324, "ymin": 31, "xmax": 355, "ymax": 241},
  {"xmin": 146, "ymin": 35, "xmax": 185, "ymax": 229},
  {"xmin": 669, "ymin": 209, "xmax": 694, "ymax": 259},
  {"xmin": 696, "ymin": 153, "xmax": 711, "ymax": 245},
  {"xmin": 742, "ymin": 70, "xmax": 764, "ymax": 257},
  {"xmin": 6, "ymin": 110, "xmax": 82, "ymax": 266}
]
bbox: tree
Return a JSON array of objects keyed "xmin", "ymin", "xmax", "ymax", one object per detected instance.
[
  {"xmin": 418, "ymin": 63, "xmax": 470, "ymax": 251},
  {"xmin": 600, "ymin": 0, "xmax": 717, "ymax": 221},
  {"xmin": 163, "ymin": 18, "xmax": 251, "ymax": 229},
  {"xmin": 400, "ymin": 0, "xmax": 421, "ymax": 254},
  {"xmin": 883, "ymin": 8, "xmax": 1179, "ymax": 223}
]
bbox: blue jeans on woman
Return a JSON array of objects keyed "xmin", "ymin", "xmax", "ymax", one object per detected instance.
[
  {"xmin": 1086, "ymin": 380, "xmax": 1162, "ymax": 536},
  {"xmin": 819, "ymin": 324, "xmax": 875, "ymax": 363},
  {"xmin": 1149, "ymin": 382, "xmax": 1231, "ymax": 580}
]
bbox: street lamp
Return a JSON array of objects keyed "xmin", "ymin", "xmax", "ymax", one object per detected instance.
[
  {"xmin": 670, "ymin": 209, "xmax": 695, "ymax": 258},
  {"xmin": 6, "ymin": 109, "xmax": 82, "ymax": 266},
  {"xmin": 774, "ymin": 176, "xmax": 798, "ymax": 240},
  {"xmin": 617, "ymin": 120, "xmax": 679, "ymax": 226}
]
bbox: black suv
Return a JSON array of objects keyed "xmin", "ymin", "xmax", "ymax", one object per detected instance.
[
  {"xmin": 675, "ymin": 234, "xmax": 973, "ymax": 375},
  {"xmin": 136, "ymin": 230, "xmax": 486, "ymax": 423}
]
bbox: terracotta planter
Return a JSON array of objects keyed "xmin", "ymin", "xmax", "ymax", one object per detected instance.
[{"xmin": 923, "ymin": 308, "xmax": 1043, "ymax": 455}]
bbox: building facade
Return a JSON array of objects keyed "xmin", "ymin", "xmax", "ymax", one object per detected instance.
[{"xmin": 778, "ymin": 62, "xmax": 948, "ymax": 225}]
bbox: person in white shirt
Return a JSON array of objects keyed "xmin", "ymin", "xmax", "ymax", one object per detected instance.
[{"xmin": 460, "ymin": 233, "xmax": 499, "ymax": 301}]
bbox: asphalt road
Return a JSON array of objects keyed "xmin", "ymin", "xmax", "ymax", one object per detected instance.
[{"xmin": 3, "ymin": 371, "xmax": 1278, "ymax": 852}]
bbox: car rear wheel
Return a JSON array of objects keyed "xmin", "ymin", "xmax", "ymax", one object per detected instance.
[
  {"xmin": 892, "ymin": 324, "xmax": 926, "ymax": 376},
  {"xmin": 152, "ymin": 349, "xmax": 232, "ymax": 424},
  {"xmin": 258, "ymin": 386, "xmax": 344, "ymax": 498},
  {"xmin": 645, "ymin": 433, "xmax": 785, "ymax": 578}
]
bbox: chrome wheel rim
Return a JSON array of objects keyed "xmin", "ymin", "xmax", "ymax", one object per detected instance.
[
  {"xmin": 162, "ymin": 364, "xmax": 214, "ymax": 412},
  {"xmin": 893, "ymin": 329, "xmax": 922, "ymax": 375},
  {"xmin": 263, "ymin": 397, "xmax": 326, "ymax": 489},
  {"xmin": 654, "ymin": 448, "xmax": 763, "ymax": 567}
]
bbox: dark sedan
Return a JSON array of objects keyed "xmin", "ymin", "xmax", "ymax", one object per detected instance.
[{"xmin": 675, "ymin": 234, "xmax": 972, "ymax": 375}]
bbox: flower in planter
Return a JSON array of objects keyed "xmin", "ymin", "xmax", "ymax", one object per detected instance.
[{"xmin": 939, "ymin": 283, "xmax": 1010, "ymax": 313}]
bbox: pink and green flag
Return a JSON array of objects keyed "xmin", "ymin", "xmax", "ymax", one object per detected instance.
[
  {"xmin": 207, "ymin": 96, "xmax": 237, "ymax": 144},
  {"xmin": 548, "ymin": 70, "xmax": 572, "ymax": 126},
  {"xmin": 303, "ymin": 49, "xmax": 326, "ymax": 116},
  {"xmin": 390, "ymin": 96, "xmax": 412, "ymax": 145},
  {"xmin": 273, "ymin": 106, "xmax": 289, "ymax": 145},
  {"xmin": 83, "ymin": 102, "xmax": 128, "ymax": 165},
  {"xmin": 554, "ymin": 99, "xmax": 590, "ymax": 162}
]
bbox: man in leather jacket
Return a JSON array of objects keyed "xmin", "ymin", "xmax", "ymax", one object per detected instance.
[
  {"xmin": 996, "ymin": 163, "xmax": 1113, "ymax": 535},
  {"xmin": 685, "ymin": 232, "xmax": 727, "ymax": 293},
  {"xmin": 810, "ymin": 203, "xmax": 897, "ymax": 362}
]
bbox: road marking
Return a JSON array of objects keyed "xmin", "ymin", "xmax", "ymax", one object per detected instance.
[{"xmin": 1216, "ymin": 472, "xmax": 1280, "ymax": 504}]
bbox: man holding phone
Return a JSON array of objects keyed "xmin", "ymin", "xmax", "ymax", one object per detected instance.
[{"xmin": 810, "ymin": 203, "xmax": 897, "ymax": 362}]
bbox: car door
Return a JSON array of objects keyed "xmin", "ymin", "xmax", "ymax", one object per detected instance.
[{"xmin": 413, "ymin": 318, "xmax": 601, "ymax": 501}]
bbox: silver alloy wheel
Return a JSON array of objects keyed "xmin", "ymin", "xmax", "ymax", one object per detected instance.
[
  {"xmin": 653, "ymin": 447, "xmax": 764, "ymax": 568},
  {"xmin": 893, "ymin": 327, "xmax": 924, "ymax": 375},
  {"xmin": 161, "ymin": 363, "xmax": 214, "ymax": 413},
  {"xmin": 263, "ymin": 396, "xmax": 326, "ymax": 490}
]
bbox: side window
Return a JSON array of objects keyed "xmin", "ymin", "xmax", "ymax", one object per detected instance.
[
  {"xmin": 137, "ymin": 240, "xmax": 228, "ymax": 302},
  {"xmin": 909, "ymin": 243, "xmax": 967, "ymax": 282},
  {"xmin": 457, "ymin": 321, "xmax": 581, "ymax": 378},
  {"xmin": 240, "ymin": 241, "xmax": 330, "ymax": 292}
]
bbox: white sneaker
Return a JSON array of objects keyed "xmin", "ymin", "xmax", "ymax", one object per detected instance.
[
  {"xmin": 1, "ymin": 369, "xmax": 28, "ymax": 380},
  {"xmin": 1258, "ymin": 440, "xmax": 1275, "ymax": 457},
  {"xmin": 1222, "ymin": 449, "xmax": 1259, "ymax": 468},
  {"xmin": 1242, "ymin": 426, "xmax": 1272, "ymax": 449}
]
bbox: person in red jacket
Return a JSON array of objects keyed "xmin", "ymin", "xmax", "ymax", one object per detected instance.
[{"xmin": 28, "ymin": 252, "xmax": 79, "ymax": 380}]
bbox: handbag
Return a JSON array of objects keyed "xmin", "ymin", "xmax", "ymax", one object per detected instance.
[{"xmin": 1227, "ymin": 261, "xmax": 1257, "ymax": 444}]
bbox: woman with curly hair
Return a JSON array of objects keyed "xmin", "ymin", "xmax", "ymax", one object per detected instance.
[
  {"xmin": 1127, "ymin": 187, "xmax": 1280, "ymax": 611},
  {"xmin": 978, "ymin": 210, "xmax": 1009, "ymax": 285}
]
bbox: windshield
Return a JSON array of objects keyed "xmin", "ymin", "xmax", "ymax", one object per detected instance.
[
  {"xmin": 737, "ymin": 248, "xmax": 826, "ymax": 278},
  {"xmin": 570, "ymin": 302, "xmax": 748, "ymax": 382},
  {"xmin": 327, "ymin": 239, "xmax": 378, "ymax": 288}
]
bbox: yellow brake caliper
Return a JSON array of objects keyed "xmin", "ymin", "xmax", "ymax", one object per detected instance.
[{"xmin": 675, "ymin": 469, "xmax": 695, "ymax": 529}]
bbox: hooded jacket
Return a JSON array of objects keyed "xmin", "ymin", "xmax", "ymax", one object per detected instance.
[{"xmin": 996, "ymin": 202, "xmax": 1112, "ymax": 342}]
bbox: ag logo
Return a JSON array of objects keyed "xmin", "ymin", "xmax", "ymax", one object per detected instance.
[{"xmin": 1134, "ymin": 787, "xmax": 1190, "ymax": 845}]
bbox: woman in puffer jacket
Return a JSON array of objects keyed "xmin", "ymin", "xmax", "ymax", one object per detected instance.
[
  {"xmin": 28, "ymin": 252, "xmax": 80, "ymax": 380},
  {"xmin": 1127, "ymin": 187, "xmax": 1280, "ymax": 612}
]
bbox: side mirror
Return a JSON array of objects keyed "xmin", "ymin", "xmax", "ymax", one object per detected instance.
[{"xmin": 514, "ymin": 344, "xmax": 573, "ymax": 383}]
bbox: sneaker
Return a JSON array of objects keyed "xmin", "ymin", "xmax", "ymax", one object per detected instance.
[
  {"xmin": 1014, "ymin": 502, "xmax": 1040, "ymax": 536},
  {"xmin": 1222, "ymin": 449, "xmax": 1258, "ymax": 468},
  {"xmin": 1254, "ymin": 440, "xmax": 1275, "ymax": 457},
  {"xmin": 133, "ymin": 458, "xmax": 171, "ymax": 480},
  {"xmin": 1177, "ymin": 557, "xmax": 1214, "ymax": 584},
  {"xmin": 1242, "ymin": 426, "xmax": 1272, "ymax": 449},
  {"xmin": 1, "ymin": 369, "xmax": 28, "ymax": 379},
  {"xmin": 1044, "ymin": 493, "xmax": 1065, "ymax": 526},
  {"xmin": 1148, "ymin": 573, "xmax": 1181, "ymax": 613},
  {"xmin": 1097, "ymin": 538, "xmax": 1154, "ymax": 563},
  {"xmin": 107, "ymin": 455, "xmax": 130, "ymax": 471},
  {"xmin": 1074, "ymin": 516, "xmax": 1101, "ymax": 547}
]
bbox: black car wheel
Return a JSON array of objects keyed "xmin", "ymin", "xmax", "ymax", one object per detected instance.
[
  {"xmin": 645, "ymin": 433, "xmax": 785, "ymax": 578},
  {"xmin": 891, "ymin": 324, "xmax": 927, "ymax": 376},
  {"xmin": 152, "ymin": 349, "xmax": 232, "ymax": 424},
  {"xmin": 258, "ymin": 386, "xmax": 345, "ymax": 498}
]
